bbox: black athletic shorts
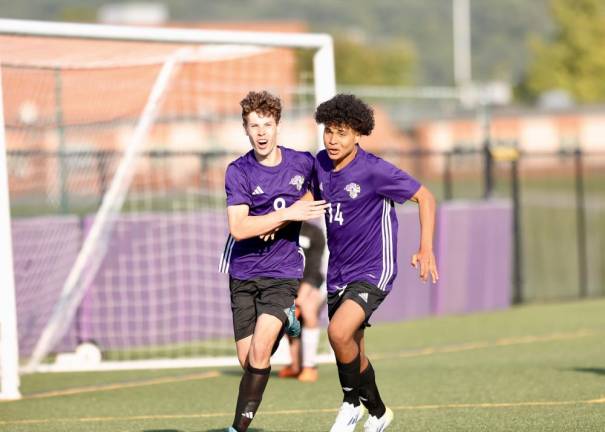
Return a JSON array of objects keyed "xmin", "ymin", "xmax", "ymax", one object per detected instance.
[
  {"xmin": 327, "ymin": 281, "xmax": 388, "ymax": 328},
  {"xmin": 229, "ymin": 276, "xmax": 298, "ymax": 341},
  {"xmin": 299, "ymin": 222, "xmax": 325, "ymax": 289}
]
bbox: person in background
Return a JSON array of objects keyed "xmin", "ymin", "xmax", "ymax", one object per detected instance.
[{"xmin": 278, "ymin": 221, "xmax": 326, "ymax": 383}]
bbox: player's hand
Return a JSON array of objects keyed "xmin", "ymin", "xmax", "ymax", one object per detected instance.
[
  {"xmin": 411, "ymin": 249, "xmax": 439, "ymax": 283},
  {"xmin": 281, "ymin": 199, "xmax": 329, "ymax": 221},
  {"xmin": 260, "ymin": 227, "xmax": 279, "ymax": 241}
]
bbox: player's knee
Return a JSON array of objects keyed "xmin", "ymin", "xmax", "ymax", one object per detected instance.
[
  {"xmin": 299, "ymin": 302, "xmax": 311, "ymax": 320},
  {"xmin": 302, "ymin": 307, "xmax": 318, "ymax": 327},
  {"xmin": 248, "ymin": 340, "xmax": 272, "ymax": 367},
  {"xmin": 327, "ymin": 323, "xmax": 352, "ymax": 348}
]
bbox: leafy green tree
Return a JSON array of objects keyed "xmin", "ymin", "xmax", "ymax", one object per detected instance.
[
  {"xmin": 1, "ymin": 0, "xmax": 554, "ymax": 87},
  {"xmin": 59, "ymin": 6, "xmax": 97, "ymax": 22},
  {"xmin": 333, "ymin": 36, "xmax": 415, "ymax": 86},
  {"xmin": 523, "ymin": 0, "xmax": 605, "ymax": 102},
  {"xmin": 296, "ymin": 35, "xmax": 415, "ymax": 86}
]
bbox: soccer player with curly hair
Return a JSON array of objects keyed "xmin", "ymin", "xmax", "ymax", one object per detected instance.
[
  {"xmin": 313, "ymin": 94, "xmax": 439, "ymax": 432},
  {"xmin": 221, "ymin": 90, "xmax": 328, "ymax": 432}
]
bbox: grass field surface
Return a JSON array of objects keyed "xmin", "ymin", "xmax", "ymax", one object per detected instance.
[{"xmin": 2, "ymin": 299, "xmax": 604, "ymax": 431}]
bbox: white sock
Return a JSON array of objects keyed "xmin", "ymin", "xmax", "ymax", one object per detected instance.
[{"xmin": 301, "ymin": 327, "xmax": 320, "ymax": 368}]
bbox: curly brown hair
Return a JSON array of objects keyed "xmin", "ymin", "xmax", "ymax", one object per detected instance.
[{"xmin": 240, "ymin": 90, "xmax": 282, "ymax": 125}]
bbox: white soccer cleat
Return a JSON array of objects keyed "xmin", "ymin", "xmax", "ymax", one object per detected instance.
[
  {"xmin": 329, "ymin": 402, "xmax": 366, "ymax": 432},
  {"xmin": 363, "ymin": 407, "xmax": 394, "ymax": 432}
]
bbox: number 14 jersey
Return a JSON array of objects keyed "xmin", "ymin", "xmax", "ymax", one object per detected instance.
[{"xmin": 314, "ymin": 145, "xmax": 421, "ymax": 295}]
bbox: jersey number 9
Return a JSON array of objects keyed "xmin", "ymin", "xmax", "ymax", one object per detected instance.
[{"xmin": 273, "ymin": 197, "xmax": 286, "ymax": 211}]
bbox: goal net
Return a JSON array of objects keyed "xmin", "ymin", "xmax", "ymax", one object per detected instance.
[{"xmin": 0, "ymin": 19, "xmax": 334, "ymax": 399}]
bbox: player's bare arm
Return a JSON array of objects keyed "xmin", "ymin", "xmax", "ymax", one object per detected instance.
[
  {"xmin": 228, "ymin": 199, "xmax": 328, "ymax": 241},
  {"xmin": 409, "ymin": 185, "xmax": 439, "ymax": 283},
  {"xmin": 259, "ymin": 191, "xmax": 316, "ymax": 241}
]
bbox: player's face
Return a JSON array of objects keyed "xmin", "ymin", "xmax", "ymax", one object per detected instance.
[
  {"xmin": 323, "ymin": 123, "xmax": 361, "ymax": 170},
  {"xmin": 244, "ymin": 111, "xmax": 279, "ymax": 162}
]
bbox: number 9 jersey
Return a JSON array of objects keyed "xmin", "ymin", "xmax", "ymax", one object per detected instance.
[
  {"xmin": 313, "ymin": 146, "xmax": 421, "ymax": 295},
  {"xmin": 220, "ymin": 147, "xmax": 315, "ymax": 279}
]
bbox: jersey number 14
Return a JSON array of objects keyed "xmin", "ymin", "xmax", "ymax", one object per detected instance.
[{"xmin": 328, "ymin": 203, "xmax": 344, "ymax": 225}]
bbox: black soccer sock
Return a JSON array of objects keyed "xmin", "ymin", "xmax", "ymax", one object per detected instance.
[
  {"xmin": 336, "ymin": 353, "xmax": 361, "ymax": 406},
  {"xmin": 359, "ymin": 360, "xmax": 386, "ymax": 418},
  {"xmin": 232, "ymin": 364, "xmax": 271, "ymax": 432}
]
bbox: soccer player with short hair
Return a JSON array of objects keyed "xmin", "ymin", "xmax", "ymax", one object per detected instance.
[
  {"xmin": 313, "ymin": 94, "xmax": 439, "ymax": 432},
  {"xmin": 221, "ymin": 90, "xmax": 328, "ymax": 432},
  {"xmin": 278, "ymin": 221, "xmax": 326, "ymax": 382}
]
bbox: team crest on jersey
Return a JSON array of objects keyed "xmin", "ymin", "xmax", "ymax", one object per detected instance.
[
  {"xmin": 345, "ymin": 182, "xmax": 361, "ymax": 199},
  {"xmin": 289, "ymin": 175, "xmax": 305, "ymax": 191}
]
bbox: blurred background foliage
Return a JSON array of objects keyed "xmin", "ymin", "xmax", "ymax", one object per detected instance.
[
  {"xmin": 2, "ymin": 0, "xmax": 605, "ymax": 102},
  {"xmin": 0, "ymin": 1, "xmax": 547, "ymax": 84}
]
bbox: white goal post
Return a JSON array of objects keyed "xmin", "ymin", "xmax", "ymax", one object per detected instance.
[
  {"xmin": 0, "ymin": 18, "xmax": 335, "ymax": 400},
  {"xmin": 0, "ymin": 66, "xmax": 21, "ymax": 400}
]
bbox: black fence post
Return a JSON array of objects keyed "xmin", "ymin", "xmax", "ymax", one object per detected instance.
[
  {"xmin": 511, "ymin": 155, "xmax": 523, "ymax": 304},
  {"xmin": 574, "ymin": 148, "xmax": 588, "ymax": 298},
  {"xmin": 54, "ymin": 68, "xmax": 69, "ymax": 213},
  {"xmin": 96, "ymin": 151, "xmax": 109, "ymax": 206},
  {"xmin": 199, "ymin": 152, "xmax": 208, "ymax": 190},
  {"xmin": 481, "ymin": 104, "xmax": 494, "ymax": 199},
  {"xmin": 443, "ymin": 151, "xmax": 453, "ymax": 201}
]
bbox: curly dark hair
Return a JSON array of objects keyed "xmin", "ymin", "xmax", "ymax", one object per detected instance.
[
  {"xmin": 314, "ymin": 94, "xmax": 374, "ymax": 135},
  {"xmin": 240, "ymin": 90, "xmax": 282, "ymax": 125}
]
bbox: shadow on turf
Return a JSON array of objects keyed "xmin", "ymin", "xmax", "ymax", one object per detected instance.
[
  {"xmin": 143, "ymin": 430, "xmax": 183, "ymax": 432},
  {"xmin": 571, "ymin": 367, "xmax": 605, "ymax": 376},
  {"xmin": 202, "ymin": 429, "xmax": 264, "ymax": 432},
  {"xmin": 142, "ymin": 429, "xmax": 264, "ymax": 432}
]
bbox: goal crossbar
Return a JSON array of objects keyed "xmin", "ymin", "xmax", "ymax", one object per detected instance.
[{"xmin": 0, "ymin": 18, "xmax": 332, "ymax": 50}]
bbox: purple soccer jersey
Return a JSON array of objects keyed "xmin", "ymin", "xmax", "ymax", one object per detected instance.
[
  {"xmin": 314, "ymin": 145, "xmax": 421, "ymax": 294},
  {"xmin": 220, "ymin": 147, "xmax": 314, "ymax": 280}
]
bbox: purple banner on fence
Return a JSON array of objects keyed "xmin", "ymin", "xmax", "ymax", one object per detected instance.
[
  {"xmin": 12, "ymin": 201, "xmax": 512, "ymax": 356},
  {"xmin": 432, "ymin": 200, "xmax": 512, "ymax": 315},
  {"xmin": 368, "ymin": 201, "xmax": 512, "ymax": 322},
  {"xmin": 78, "ymin": 211, "xmax": 233, "ymax": 350},
  {"xmin": 11, "ymin": 216, "xmax": 81, "ymax": 356}
]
